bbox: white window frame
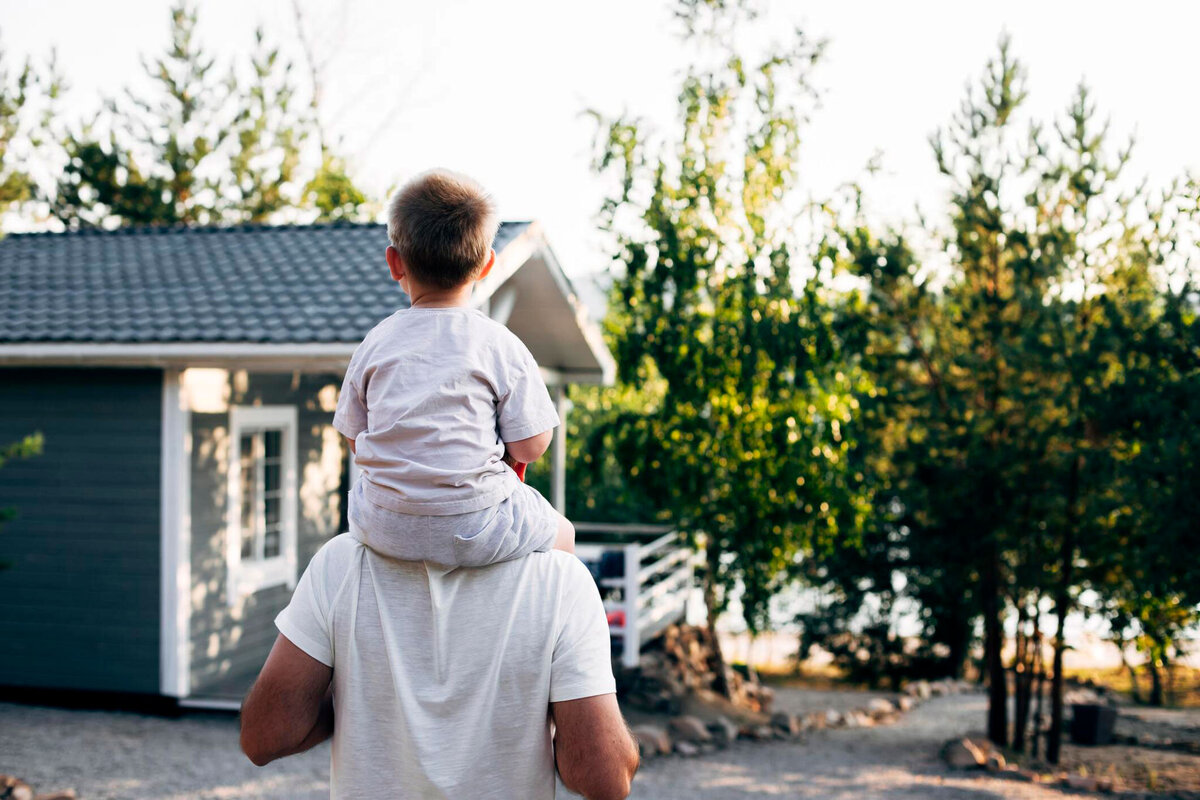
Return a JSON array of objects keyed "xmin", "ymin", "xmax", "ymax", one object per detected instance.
[{"xmin": 227, "ymin": 405, "xmax": 298, "ymax": 606}]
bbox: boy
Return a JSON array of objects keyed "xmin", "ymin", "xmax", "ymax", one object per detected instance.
[{"xmin": 333, "ymin": 169, "xmax": 574, "ymax": 566}]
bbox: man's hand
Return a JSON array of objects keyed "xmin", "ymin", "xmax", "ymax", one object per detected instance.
[
  {"xmin": 240, "ymin": 634, "xmax": 334, "ymax": 766},
  {"xmin": 552, "ymin": 693, "xmax": 638, "ymax": 800}
]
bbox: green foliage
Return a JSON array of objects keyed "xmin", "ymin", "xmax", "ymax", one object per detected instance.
[
  {"xmin": 0, "ymin": 39, "xmax": 62, "ymax": 217},
  {"xmin": 45, "ymin": 2, "xmax": 370, "ymax": 229},
  {"xmin": 822, "ymin": 37, "xmax": 1200, "ymax": 733},
  {"xmin": 588, "ymin": 0, "xmax": 864, "ymax": 632}
]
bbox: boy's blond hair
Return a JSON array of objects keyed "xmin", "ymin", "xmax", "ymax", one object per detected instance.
[{"xmin": 386, "ymin": 169, "xmax": 500, "ymax": 290}]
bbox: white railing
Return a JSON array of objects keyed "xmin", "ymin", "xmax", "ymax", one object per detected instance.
[{"xmin": 574, "ymin": 522, "xmax": 699, "ymax": 668}]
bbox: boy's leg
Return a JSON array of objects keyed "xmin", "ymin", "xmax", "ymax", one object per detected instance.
[{"xmin": 553, "ymin": 512, "xmax": 575, "ymax": 554}]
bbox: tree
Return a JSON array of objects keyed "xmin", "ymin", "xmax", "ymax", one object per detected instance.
[
  {"xmin": 46, "ymin": 1, "xmax": 370, "ymax": 229},
  {"xmin": 830, "ymin": 39, "xmax": 1200, "ymax": 757},
  {"xmin": 0, "ymin": 40, "xmax": 62, "ymax": 219},
  {"xmin": 589, "ymin": 0, "xmax": 864, "ymax": 648}
]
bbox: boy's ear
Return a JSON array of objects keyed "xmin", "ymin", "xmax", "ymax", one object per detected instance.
[
  {"xmin": 475, "ymin": 249, "xmax": 496, "ymax": 282},
  {"xmin": 385, "ymin": 245, "xmax": 405, "ymax": 283}
]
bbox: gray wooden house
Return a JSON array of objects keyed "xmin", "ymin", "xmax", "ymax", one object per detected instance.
[{"xmin": 0, "ymin": 221, "xmax": 613, "ymax": 706}]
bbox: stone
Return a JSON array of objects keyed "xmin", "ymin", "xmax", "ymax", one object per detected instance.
[
  {"xmin": 941, "ymin": 738, "xmax": 987, "ymax": 769},
  {"xmin": 867, "ymin": 698, "xmax": 896, "ymax": 719},
  {"xmin": 631, "ymin": 725, "xmax": 672, "ymax": 757},
  {"xmin": 930, "ymin": 681, "xmax": 951, "ymax": 696},
  {"xmin": 0, "ymin": 776, "xmax": 35, "ymax": 800},
  {"xmin": 805, "ymin": 711, "xmax": 827, "ymax": 730},
  {"xmin": 706, "ymin": 716, "xmax": 739, "ymax": 747},
  {"xmin": 674, "ymin": 741, "xmax": 700, "ymax": 757},
  {"xmin": 985, "ymin": 752, "xmax": 1006, "ymax": 772},
  {"xmin": 1063, "ymin": 775, "xmax": 1098, "ymax": 791},
  {"xmin": 824, "ymin": 709, "xmax": 844, "ymax": 727},
  {"xmin": 770, "ymin": 711, "xmax": 801, "ymax": 736},
  {"xmin": 668, "ymin": 715, "xmax": 713, "ymax": 744},
  {"xmin": 906, "ymin": 680, "xmax": 932, "ymax": 699},
  {"xmin": 748, "ymin": 725, "xmax": 776, "ymax": 741},
  {"xmin": 896, "ymin": 696, "xmax": 915, "ymax": 712}
]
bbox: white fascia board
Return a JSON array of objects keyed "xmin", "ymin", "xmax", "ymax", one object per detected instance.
[
  {"xmin": 471, "ymin": 223, "xmax": 542, "ymax": 309},
  {"xmin": 533, "ymin": 238, "xmax": 617, "ymax": 386},
  {"xmin": 0, "ymin": 342, "xmax": 358, "ymax": 370}
]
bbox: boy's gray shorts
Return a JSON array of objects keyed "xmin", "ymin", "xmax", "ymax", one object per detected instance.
[{"xmin": 347, "ymin": 477, "xmax": 559, "ymax": 567}]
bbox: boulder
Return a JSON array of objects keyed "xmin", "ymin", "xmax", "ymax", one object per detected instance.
[
  {"xmin": 941, "ymin": 738, "xmax": 987, "ymax": 769},
  {"xmin": 984, "ymin": 752, "xmax": 1006, "ymax": 772},
  {"xmin": 674, "ymin": 741, "xmax": 700, "ymax": 757},
  {"xmin": 770, "ymin": 711, "xmax": 801, "ymax": 736},
  {"xmin": 743, "ymin": 725, "xmax": 776, "ymax": 741},
  {"xmin": 906, "ymin": 680, "xmax": 932, "ymax": 699},
  {"xmin": 824, "ymin": 709, "xmax": 844, "ymax": 727},
  {"xmin": 1063, "ymin": 775, "xmax": 1098, "ymax": 792},
  {"xmin": 631, "ymin": 724, "xmax": 672, "ymax": 757},
  {"xmin": 668, "ymin": 715, "xmax": 713, "ymax": 744},
  {"xmin": 0, "ymin": 777, "xmax": 34, "ymax": 800},
  {"xmin": 867, "ymin": 698, "xmax": 896, "ymax": 719},
  {"xmin": 706, "ymin": 716, "xmax": 739, "ymax": 747},
  {"xmin": 805, "ymin": 711, "xmax": 827, "ymax": 730},
  {"xmin": 896, "ymin": 696, "xmax": 915, "ymax": 712}
]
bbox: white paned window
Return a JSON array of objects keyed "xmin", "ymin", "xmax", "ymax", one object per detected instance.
[{"xmin": 227, "ymin": 406, "xmax": 297, "ymax": 605}]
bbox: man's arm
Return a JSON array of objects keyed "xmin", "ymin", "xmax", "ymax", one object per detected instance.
[
  {"xmin": 240, "ymin": 634, "xmax": 334, "ymax": 767},
  {"xmin": 551, "ymin": 693, "xmax": 638, "ymax": 800}
]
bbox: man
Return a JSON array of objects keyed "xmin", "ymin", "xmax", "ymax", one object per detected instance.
[{"xmin": 239, "ymin": 534, "xmax": 639, "ymax": 799}]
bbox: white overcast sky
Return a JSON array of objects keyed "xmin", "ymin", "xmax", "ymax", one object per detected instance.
[{"xmin": 4, "ymin": 0, "xmax": 1198, "ymax": 290}]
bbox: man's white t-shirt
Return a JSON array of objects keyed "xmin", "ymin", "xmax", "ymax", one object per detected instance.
[
  {"xmin": 333, "ymin": 306, "xmax": 561, "ymax": 516},
  {"xmin": 275, "ymin": 535, "xmax": 616, "ymax": 799}
]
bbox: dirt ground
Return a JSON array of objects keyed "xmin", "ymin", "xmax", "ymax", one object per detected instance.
[{"xmin": 3, "ymin": 689, "xmax": 1200, "ymax": 799}]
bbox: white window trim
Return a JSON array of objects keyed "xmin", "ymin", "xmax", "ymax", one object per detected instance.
[{"xmin": 226, "ymin": 405, "xmax": 298, "ymax": 606}]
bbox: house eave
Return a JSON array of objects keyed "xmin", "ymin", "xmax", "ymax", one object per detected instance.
[{"xmin": 0, "ymin": 342, "xmax": 359, "ymax": 371}]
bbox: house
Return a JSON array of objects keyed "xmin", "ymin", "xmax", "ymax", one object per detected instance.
[{"xmin": 0, "ymin": 221, "xmax": 614, "ymax": 706}]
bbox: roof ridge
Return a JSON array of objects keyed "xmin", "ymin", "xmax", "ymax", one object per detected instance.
[{"xmin": 2, "ymin": 219, "xmax": 534, "ymax": 240}]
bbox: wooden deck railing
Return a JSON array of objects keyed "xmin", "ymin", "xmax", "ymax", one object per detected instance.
[{"xmin": 574, "ymin": 522, "xmax": 699, "ymax": 668}]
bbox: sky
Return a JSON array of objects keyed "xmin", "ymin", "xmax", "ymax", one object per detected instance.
[{"xmin": 4, "ymin": 0, "xmax": 1199, "ymax": 298}]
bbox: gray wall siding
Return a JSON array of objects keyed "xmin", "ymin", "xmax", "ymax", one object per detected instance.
[
  {"xmin": 0, "ymin": 368, "xmax": 162, "ymax": 693},
  {"xmin": 189, "ymin": 371, "xmax": 345, "ymax": 697}
]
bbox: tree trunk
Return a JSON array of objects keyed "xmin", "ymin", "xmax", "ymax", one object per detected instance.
[
  {"xmin": 1149, "ymin": 656, "xmax": 1164, "ymax": 707},
  {"xmin": 1013, "ymin": 603, "xmax": 1032, "ymax": 753},
  {"xmin": 702, "ymin": 543, "xmax": 730, "ymax": 697},
  {"xmin": 1048, "ymin": 456, "xmax": 1081, "ymax": 764},
  {"xmin": 982, "ymin": 535, "xmax": 1008, "ymax": 746},
  {"xmin": 1032, "ymin": 624, "xmax": 1045, "ymax": 758},
  {"xmin": 1122, "ymin": 647, "xmax": 1143, "ymax": 705}
]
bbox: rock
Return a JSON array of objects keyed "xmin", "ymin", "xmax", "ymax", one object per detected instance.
[
  {"xmin": 706, "ymin": 716, "xmax": 739, "ymax": 747},
  {"xmin": 941, "ymin": 738, "xmax": 987, "ymax": 769},
  {"xmin": 824, "ymin": 709, "xmax": 844, "ymax": 727},
  {"xmin": 631, "ymin": 724, "xmax": 672, "ymax": 757},
  {"xmin": 844, "ymin": 710, "xmax": 875, "ymax": 728},
  {"xmin": 867, "ymin": 698, "xmax": 896, "ymax": 719},
  {"xmin": 805, "ymin": 711, "xmax": 827, "ymax": 730},
  {"xmin": 741, "ymin": 725, "xmax": 776, "ymax": 741},
  {"xmin": 668, "ymin": 715, "xmax": 712, "ymax": 744},
  {"xmin": 985, "ymin": 752, "xmax": 1006, "ymax": 772},
  {"xmin": 674, "ymin": 741, "xmax": 700, "ymax": 757},
  {"xmin": 1063, "ymin": 775, "xmax": 1098, "ymax": 791},
  {"xmin": 930, "ymin": 681, "xmax": 951, "ymax": 696},
  {"xmin": 906, "ymin": 680, "xmax": 932, "ymax": 699},
  {"xmin": 770, "ymin": 711, "xmax": 801, "ymax": 736},
  {"xmin": 896, "ymin": 696, "xmax": 915, "ymax": 712},
  {"xmin": 0, "ymin": 776, "xmax": 35, "ymax": 800}
]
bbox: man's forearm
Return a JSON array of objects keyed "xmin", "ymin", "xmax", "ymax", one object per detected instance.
[{"xmin": 279, "ymin": 686, "xmax": 335, "ymax": 759}]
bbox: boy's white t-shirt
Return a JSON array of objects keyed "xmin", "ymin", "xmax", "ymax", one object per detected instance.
[
  {"xmin": 275, "ymin": 535, "xmax": 617, "ymax": 799},
  {"xmin": 334, "ymin": 306, "xmax": 560, "ymax": 516}
]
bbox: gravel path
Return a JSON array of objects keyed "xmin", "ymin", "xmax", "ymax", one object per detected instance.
[
  {"xmin": 2, "ymin": 694, "xmax": 1067, "ymax": 799},
  {"xmin": 625, "ymin": 692, "xmax": 1067, "ymax": 800}
]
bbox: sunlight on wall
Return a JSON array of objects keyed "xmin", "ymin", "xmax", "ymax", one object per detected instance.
[
  {"xmin": 302, "ymin": 425, "xmax": 344, "ymax": 536},
  {"xmin": 182, "ymin": 368, "xmax": 230, "ymax": 413}
]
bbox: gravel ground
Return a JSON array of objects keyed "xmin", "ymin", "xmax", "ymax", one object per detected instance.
[{"xmin": 3, "ymin": 693, "xmax": 1069, "ymax": 800}]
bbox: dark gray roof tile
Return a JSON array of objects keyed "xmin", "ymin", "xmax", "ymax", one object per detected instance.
[{"xmin": 0, "ymin": 221, "xmax": 530, "ymax": 344}]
